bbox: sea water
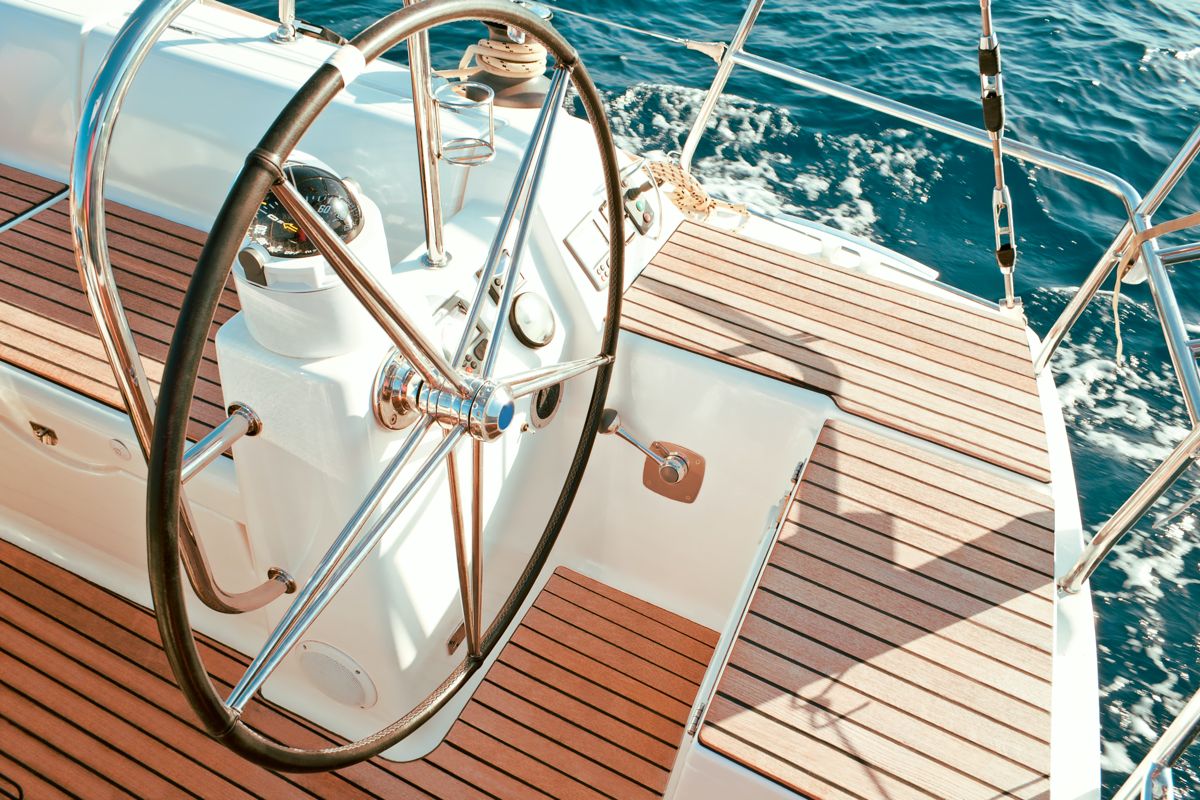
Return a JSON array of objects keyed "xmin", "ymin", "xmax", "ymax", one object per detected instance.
[{"xmin": 230, "ymin": 0, "xmax": 1200, "ymax": 792}]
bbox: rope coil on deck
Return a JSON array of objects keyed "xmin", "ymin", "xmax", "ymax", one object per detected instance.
[{"xmin": 646, "ymin": 160, "xmax": 749, "ymax": 227}]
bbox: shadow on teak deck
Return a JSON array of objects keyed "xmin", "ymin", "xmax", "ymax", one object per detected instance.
[
  {"xmin": 0, "ymin": 162, "xmax": 232, "ymax": 443},
  {"xmin": 623, "ymin": 221, "xmax": 1055, "ymax": 798},
  {"xmin": 0, "ymin": 539, "xmax": 715, "ymax": 799},
  {"xmin": 0, "ymin": 162, "xmax": 1056, "ymax": 798},
  {"xmin": 622, "ymin": 220, "xmax": 1051, "ymax": 483},
  {"xmin": 701, "ymin": 420, "xmax": 1054, "ymax": 800}
]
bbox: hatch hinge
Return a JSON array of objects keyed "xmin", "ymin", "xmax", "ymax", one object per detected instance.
[{"xmin": 687, "ymin": 700, "xmax": 708, "ymax": 736}]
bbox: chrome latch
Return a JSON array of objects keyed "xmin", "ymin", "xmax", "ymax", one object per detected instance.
[{"xmin": 600, "ymin": 409, "xmax": 705, "ymax": 503}]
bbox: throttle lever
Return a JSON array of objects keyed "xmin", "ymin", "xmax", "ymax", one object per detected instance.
[{"xmin": 600, "ymin": 409, "xmax": 688, "ymax": 485}]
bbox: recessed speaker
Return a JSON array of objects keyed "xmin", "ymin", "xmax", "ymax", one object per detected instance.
[{"xmin": 298, "ymin": 641, "xmax": 378, "ymax": 709}]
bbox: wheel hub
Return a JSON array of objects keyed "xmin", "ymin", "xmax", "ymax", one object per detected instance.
[{"xmin": 374, "ymin": 351, "xmax": 515, "ymax": 442}]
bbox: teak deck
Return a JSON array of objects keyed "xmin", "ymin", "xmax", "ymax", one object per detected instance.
[
  {"xmin": 1, "ymin": 163, "xmax": 1060, "ymax": 798},
  {"xmin": 0, "ymin": 539, "xmax": 716, "ymax": 799},
  {"xmin": 622, "ymin": 220, "xmax": 1052, "ymax": 483},
  {"xmin": 701, "ymin": 420, "xmax": 1054, "ymax": 800},
  {"xmin": 0, "ymin": 163, "xmax": 233, "ymax": 443}
]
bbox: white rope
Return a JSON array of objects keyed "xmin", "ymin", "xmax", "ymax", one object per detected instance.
[
  {"xmin": 438, "ymin": 38, "xmax": 549, "ymax": 80},
  {"xmin": 1111, "ymin": 209, "xmax": 1200, "ymax": 363}
]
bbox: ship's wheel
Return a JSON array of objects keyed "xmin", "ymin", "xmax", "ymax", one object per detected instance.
[{"xmin": 145, "ymin": 0, "xmax": 624, "ymax": 771}]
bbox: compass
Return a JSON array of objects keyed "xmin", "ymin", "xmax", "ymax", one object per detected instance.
[{"xmin": 247, "ymin": 162, "xmax": 363, "ymax": 258}]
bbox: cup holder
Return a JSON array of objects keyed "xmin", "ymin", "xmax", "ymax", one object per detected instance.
[{"xmin": 435, "ymin": 81, "xmax": 496, "ymax": 166}]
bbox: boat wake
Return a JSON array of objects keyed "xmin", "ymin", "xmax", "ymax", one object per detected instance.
[
  {"xmin": 1031, "ymin": 286, "xmax": 1200, "ymax": 787},
  {"xmin": 602, "ymin": 82, "xmax": 946, "ymax": 238}
]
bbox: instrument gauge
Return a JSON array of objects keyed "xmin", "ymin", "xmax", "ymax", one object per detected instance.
[{"xmin": 247, "ymin": 163, "xmax": 363, "ymax": 258}]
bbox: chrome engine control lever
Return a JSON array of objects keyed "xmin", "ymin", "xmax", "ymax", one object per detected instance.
[
  {"xmin": 600, "ymin": 409, "xmax": 705, "ymax": 502},
  {"xmin": 600, "ymin": 408, "xmax": 687, "ymax": 483}
]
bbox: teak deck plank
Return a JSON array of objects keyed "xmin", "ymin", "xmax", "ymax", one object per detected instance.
[
  {"xmin": 0, "ymin": 164, "xmax": 233, "ymax": 442},
  {"xmin": 0, "ymin": 163, "xmax": 63, "ymax": 224},
  {"xmin": 700, "ymin": 420, "xmax": 1054, "ymax": 799},
  {"xmin": 623, "ymin": 220, "xmax": 1052, "ymax": 482},
  {"xmin": 0, "ymin": 538, "xmax": 712, "ymax": 799}
]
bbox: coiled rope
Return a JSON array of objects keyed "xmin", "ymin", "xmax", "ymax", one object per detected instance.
[
  {"xmin": 645, "ymin": 161, "xmax": 748, "ymax": 227},
  {"xmin": 439, "ymin": 38, "xmax": 549, "ymax": 80}
]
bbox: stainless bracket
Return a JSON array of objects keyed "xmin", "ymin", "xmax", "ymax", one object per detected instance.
[{"xmin": 447, "ymin": 622, "xmax": 467, "ymax": 655}]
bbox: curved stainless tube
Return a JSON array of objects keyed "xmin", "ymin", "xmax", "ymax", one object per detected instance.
[
  {"xmin": 1112, "ymin": 685, "xmax": 1200, "ymax": 800},
  {"xmin": 677, "ymin": 0, "xmax": 764, "ymax": 173},
  {"xmin": 70, "ymin": 0, "xmax": 292, "ymax": 613},
  {"xmin": 180, "ymin": 404, "xmax": 261, "ymax": 485}
]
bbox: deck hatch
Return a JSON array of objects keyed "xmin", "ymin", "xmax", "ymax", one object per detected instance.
[{"xmin": 699, "ymin": 419, "xmax": 1055, "ymax": 800}]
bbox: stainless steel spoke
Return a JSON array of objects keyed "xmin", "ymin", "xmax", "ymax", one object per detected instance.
[
  {"xmin": 470, "ymin": 438, "xmax": 483, "ymax": 659},
  {"xmin": 503, "ymin": 355, "xmax": 612, "ymax": 400},
  {"xmin": 272, "ymin": 180, "xmax": 469, "ymax": 396},
  {"xmin": 451, "ymin": 68, "xmax": 570, "ymax": 373},
  {"xmin": 445, "ymin": 439, "xmax": 481, "ymax": 657},
  {"xmin": 480, "ymin": 70, "xmax": 569, "ymax": 379},
  {"xmin": 226, "ymin": 419, "xmax": 465, "ymax": 712}
]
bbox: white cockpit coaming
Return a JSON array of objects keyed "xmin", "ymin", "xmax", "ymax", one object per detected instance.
[{"xmin": 0, "ymin": 0, "xmax": 1100, "ymax": 796}]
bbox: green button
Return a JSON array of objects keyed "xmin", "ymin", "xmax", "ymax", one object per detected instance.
[{"xmin": 635, "ymin": 199, "xmax": 646, "ymax": 211}]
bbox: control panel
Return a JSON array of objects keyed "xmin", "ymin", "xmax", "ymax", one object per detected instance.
[
  {"xmin": 622, "ymin": 176, "xmax": 656, "ymax": 236},
  {"xmin": 564, "ymin": 160, "xmax": 659, "ymax": 291},
  {"xmin": 434, "ymin": 295, "xmax": 491, "ymax": 374}
]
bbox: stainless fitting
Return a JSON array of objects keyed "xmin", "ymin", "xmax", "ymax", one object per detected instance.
[
  {"xmin": 600, "ymin": 408, "xmax": 688, "ymax": 485},
  {"xmin": 374, "ymin": 352, "xmax": 514, "ymax": 442}
]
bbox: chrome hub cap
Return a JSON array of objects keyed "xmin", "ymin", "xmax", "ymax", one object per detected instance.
[{"xmin": 374, "ymin": 351, "xmax": 516, "ymax": 443}]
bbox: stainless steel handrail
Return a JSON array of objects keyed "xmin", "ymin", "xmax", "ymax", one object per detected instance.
[
  {"xmin": 675, "ymin": 1, "xmax": 1200, "ymax": 596},
  {"xmin": 721, "ymin": 51, "xmax": 1200, "ymax": 421},
  {"xmin": 669, "ymin": 2, "xmax": 1200, "ymax": 787},
  {"xmin": 180, "ymin": 404, "xmax": 261, "ymax": 484},
  {"xmin": 1160, "ymin": 241, "xmax": 1200, "ymax": 267},
  {"xmin": 677, "ymin": 0, "xmax": 764, "ymax": 172},
  {"xmin": 404, "ymin": 0, "xmax": 450, "ymax": 268},
  {"xmin": 71, "ymin": 0, "xmax": 293, "ymax": 613},
  {"xmin": 1113, "ymin": 686, "xmax": 1200, "ymax": 800}
]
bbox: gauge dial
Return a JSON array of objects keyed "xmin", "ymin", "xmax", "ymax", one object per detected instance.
[{"xmin": 247, "ymin": 163, "xmax": 363, "ymax": 258}]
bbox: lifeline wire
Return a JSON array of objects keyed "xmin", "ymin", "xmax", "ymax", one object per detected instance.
[{"xmin": 978, "ymin": 0, "xmax": 1019, "ymax": 309}]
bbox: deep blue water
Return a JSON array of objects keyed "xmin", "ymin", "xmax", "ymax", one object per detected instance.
[{"xmin": 232, "ymin": 0, "xmax": 1200, "ymax": 791}]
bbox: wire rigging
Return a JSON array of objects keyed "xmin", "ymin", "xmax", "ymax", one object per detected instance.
[{"xmin": 978, "ymin": 0, "xmax": 1019, "ymax": 309}]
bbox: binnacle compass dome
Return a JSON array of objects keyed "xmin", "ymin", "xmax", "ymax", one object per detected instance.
[{"xmin": 248, "ymin": 163, "xmax": 363, "ymax": 258}]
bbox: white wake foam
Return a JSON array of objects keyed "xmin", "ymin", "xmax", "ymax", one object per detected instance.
[
  {"xmin": 1043, "ymin": 285, "xmax": 1200, "ymax": 776},
  {"xmin": 602, "ymin": 82, "xmax": 944, "ymax": 237}
]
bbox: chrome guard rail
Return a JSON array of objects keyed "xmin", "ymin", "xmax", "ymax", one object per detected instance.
[
  {"xmin": 71, "ymin": 0, "xmax": 293, "ymax": 613},
  {"xmin": 1112, "ymin": 685, "xmax": 1200, "ymax": 800},
  {"xmin": 681, "ymin": 0, "xmax": 1200, "ymax": 591},
  {"xmin": 676, "ymin": 2, "xmax": 1200, "ymax": 789}
]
